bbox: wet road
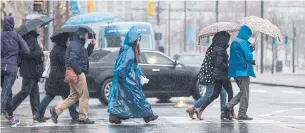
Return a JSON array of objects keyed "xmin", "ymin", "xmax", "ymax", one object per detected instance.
[{"xmin": 1, "ymin": 80, "xmax": 305, "ymax": 133}]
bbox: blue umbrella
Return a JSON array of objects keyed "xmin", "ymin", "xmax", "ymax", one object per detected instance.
[{"xmin": 64, "ymin": 12, "xmax": 118, "ymax": 26}]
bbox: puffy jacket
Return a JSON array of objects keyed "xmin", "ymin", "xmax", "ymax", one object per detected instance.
[
  {"xmin": 228, "ymin": 25, "xmax": 256, "ymax": 78},
  {"xmin": 19, "ymin": 31, "xmax": 44, "ymax": 79},
  {"xmin": 1, "ymin": 16, "xmax": 29, "ymax": 73},
  {"xmin": 45, "ymin": 43, "xmax": 69, "ymax": 96},
  {"xmin": 65, "ymin": 39, "xmax": 94, "ymax": 74},
  {"xmin": 211, "ymin": 31, "xmax": 231, "ymax": 80}
]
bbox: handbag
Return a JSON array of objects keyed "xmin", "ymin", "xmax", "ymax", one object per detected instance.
[
  {"xmin": 64, "ymin": 67, "xmax": 79, "ymax": 84},
  {"xmin": 42, "ymin": 56, "xmax": 51, "ymax": 78}
]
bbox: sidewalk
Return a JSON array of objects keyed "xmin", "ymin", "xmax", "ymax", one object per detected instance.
[{"xmin": 248, "ymin": 71, "xmax": 305, "ymax": 88}]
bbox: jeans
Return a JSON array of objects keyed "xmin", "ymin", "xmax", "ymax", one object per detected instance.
[
  {"xmin": 194, "ymin": 83, "xmax": 227, "ymax": 112},
  {"xmin": 1, "ymin": 71, "xmax": 17, "ymax": 116},
  {"xmin": 12, "ymin": 78, "xmax": 40, "ymax": 116},
  {"xmin": 199, "ymin": 79, "xmax": 233, "ymax": 112},
  {"xmin": 38, "ymin": 94, "xmax": 78, "ymax": 120}
]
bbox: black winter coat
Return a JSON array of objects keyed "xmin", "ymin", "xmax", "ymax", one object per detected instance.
[
  {"xmin": 45, "ymin": 44, "xmax": 69, "ymax": 96},
  {"xmin": 211, "ymin": 44, "xmax": 229, "ymax": 80},
  {"xmin": 19, "ymin": 31, "xmax": 44, "ymax": 79}
]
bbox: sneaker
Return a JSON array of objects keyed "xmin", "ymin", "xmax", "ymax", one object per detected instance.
[
  {"xmin": 78, "ymin": 119, "xmax": 95, "ymax": 124},
  {"xmin": 2, "ymin": 110, "xmax": 10, "ymax": 120},
  {"xmin": 143, "ymin": 115, "xmax": 158, "ymax": 123},
  {"xmin": 50, "ymin": 108, "xmax": 58, "ymax": 124},
  {"xmin": 9, "ymin": 116, "xmax": 20, "ymax": 127},
  {"xmin": 238, "ymin": 115, "xmax": 253, "ymax": 120},
  {"xmin": 33, "ymin": 114, "xmax": 46, "ymax": 122}
]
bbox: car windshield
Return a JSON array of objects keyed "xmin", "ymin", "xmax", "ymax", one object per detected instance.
[
  {"xmin": 177, "ymin": 55, "xmax": 205, "ymax": 66},
  {"xmin": 105, "ymin": 34, "xmax": 152, "ymax": 49}
]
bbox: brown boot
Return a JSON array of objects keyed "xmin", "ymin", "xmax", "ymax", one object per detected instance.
[
  {"xmin": 109, "ymin": 115, "xmax": 122, "ymax": 124},
  {"xmin": 195, "ymin": 108, "xmax": 204, "ymax": 120},
  {"xmin": 186, "ymin": 107, "xmax": 195, "ymax": 120}
]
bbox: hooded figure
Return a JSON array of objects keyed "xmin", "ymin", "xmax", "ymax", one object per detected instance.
[
  {"xmin": 228, "ymin": 25, "xmax": 255, "ymax": 78},
  {"xmin": 187, "ymin": 31, "xmax": 234, "ymax": 120},
  {"xmin": 49, "ymin": 27, "xmax": 95, "ymax": 124},
  {"xmin": 33, "ymin": 33, "xmax": 79, "ymax": 122},
  {"xmin": 223, "ymin": 25, "xmax": 255, "ymax": 121},
  {"xmin": 1, "ymin": 16, "xmax": 29, "ymax": 127},
  {"xmin": 108, "ymin": 26, "xmax": 158, "ymax": 124}
]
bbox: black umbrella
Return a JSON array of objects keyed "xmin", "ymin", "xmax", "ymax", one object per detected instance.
[
  {"xmin": 50, "ymin": 25, "xmax": 96, "ymax": 42},
  {"xmin": 16, "ymin": 16, "xmax": 53, "ymax": 36}
]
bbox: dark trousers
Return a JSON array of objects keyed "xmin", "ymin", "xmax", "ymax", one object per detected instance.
[
  {"xmin": 37, "ymin": 94, "xmax": 78, "ymax": 120},
  {"xmin": 1, "ymin": 71, "xmax": 17, "ymax": 116},
  {"xmin": 12, "ymin": 78, "xmax": 40, "ymax": 116},
  {"xmin": 199, "ymin": 78, "xmax": 234, "ymax": 111}
]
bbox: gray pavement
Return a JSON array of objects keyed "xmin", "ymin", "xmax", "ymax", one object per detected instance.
[{"xmin": 1, "ymin": 79, "xmax": 305, "ymax": 133}]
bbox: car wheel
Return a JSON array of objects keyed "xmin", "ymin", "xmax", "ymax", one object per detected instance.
[
  {"xmin": 157, "ymin": 95, "xmax": 171, "ymax": 103},
  {"xmin": 192, "ymin": 80, "xmax": 206, "ymax": 100},
  {"xmin": 99, "ymin": 78, "xmax": 113, "ymax": 105}
]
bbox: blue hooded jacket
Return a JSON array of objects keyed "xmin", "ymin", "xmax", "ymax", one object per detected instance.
[
  {"xmin": 228, "ymin": 25, "xmax": 256, "ymax": 78},
  {"xmin": 1, "ymin": 16, "xmax": 29, "ymax": 73},
  {"xmin": 108, "ymin": 26, "xmax": 153, "ymax": 118}
]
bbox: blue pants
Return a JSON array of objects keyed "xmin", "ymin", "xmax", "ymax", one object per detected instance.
[
  {"xmin": 37, "ymin": 94, "xmax": 78, "ymax": 120},
  {"xmin": 1, "ymin": 71, "xmax": 17, "ymax": 116},
  {"xmin": 194, "ymin": 83, "xmax": 227, "ymax": 112}
]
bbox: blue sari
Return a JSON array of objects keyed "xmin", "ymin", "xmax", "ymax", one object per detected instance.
[{"xmin": 108, "ymin": 26, "xmax": 153, "ymax": 118}]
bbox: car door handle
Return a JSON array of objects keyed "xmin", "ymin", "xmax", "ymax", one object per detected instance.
[{"xmin": 152, "ymin": 69, "xmax": 160, "ymax": 72}]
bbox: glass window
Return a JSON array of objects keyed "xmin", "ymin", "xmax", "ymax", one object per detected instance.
[
  {"xmin": 177, "ymin": 55, "xmax": 205, "ymax": 66},
  {"xmin": 143, "ymin": 52, "xmax": 173, "ymax": 65}
]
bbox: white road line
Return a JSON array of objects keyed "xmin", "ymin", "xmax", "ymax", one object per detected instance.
[
  {"xmin": 250, "ymin": 90, "xmax": 268, "ymax": 93},
  {"xmin": 272, "ymin": 110, "xmax": 290, "ymax": 113},
  {"xmin": 259, "ymin": 114, "xmax": 273, "ymax": 117},
  {"xmin": 281, "ymin": 90, "xmax": 303, "ymax": 95}
]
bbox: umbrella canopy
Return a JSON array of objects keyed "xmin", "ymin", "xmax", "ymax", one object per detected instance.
[
  {"xmin": 238, "ymin": 16, "xmax": 281, "ymax": 38},
  {"xmin": 198, "ymin": 22, "xmax": 240, "ymax": 40},
  {"xmin": 16, "ymin": 16, "xmax": 53, "ymax": 36},
  {"xmin": 51, "ymin": 25, "xmax": 95, "ymax": 42},
  {"xmin": 64, "ymin": 12, "xmax": 118, "ymax": 26}
]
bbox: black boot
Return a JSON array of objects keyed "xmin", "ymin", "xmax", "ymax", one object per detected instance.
[
  {"xmin": 238, "ymin": 115, "xmax": 253, "ymax": 120},
  {"xmin": 33, "ymin": 113, "xmax": 46, "ymax": 122},
  {"xmin": 109, "ymin": 115, "xmax": 122, "ymax": 124},
  {"xmin": 223, "ymin": 106, "xmax": 233, "ymax": 120},
  {"xmin": 78, "ymin": 119, "xmax": 95, "ymax": 124},
  {"xmin": 50, "ymin": 108, "xmax": 58, "ymax": 124},
  {"xmin": 143, "ymin": 115, "xmax": 159, "ymax": 123}
]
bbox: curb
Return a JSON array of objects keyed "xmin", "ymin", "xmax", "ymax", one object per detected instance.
[{"xmin": 230, "ymin": 80, "xmax": 305, "ymax": 89}]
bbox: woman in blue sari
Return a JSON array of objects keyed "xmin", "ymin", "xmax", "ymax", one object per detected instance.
[{"xmin": 108, "ymin": 26, "xmax": 158, "ymax": 124}]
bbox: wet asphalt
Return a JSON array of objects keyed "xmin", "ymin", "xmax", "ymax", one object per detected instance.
[{"xmin": 1, "ymin": 79, "xmax": 305, "ymax": 133}]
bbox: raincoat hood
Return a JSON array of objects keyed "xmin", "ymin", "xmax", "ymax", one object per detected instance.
[
  {"xmin": 3, "ymin": 16, "xmax": 14, "ymax": 31},
  {"xmin": 123, "ymin": 26, "xmax": 141, "ymax": 47},
  {"xmin": 237, "ymin": 25, "xmax": 252, "ymax": 40}
]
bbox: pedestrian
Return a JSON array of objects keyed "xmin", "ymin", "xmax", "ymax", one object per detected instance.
[
  {"xmin": 108, "ymin": 26, "xmax": 158, "ymax": 124},
  {"xmin": 223, "ymin": 25, "xmax": 256, "ymax": 120},
  {"xmin": 186, "ymin": 31, "xmax": 235, "ymax": 120},
  {"xmin": 49, "ymin": 27, "xmax": 95, "ymax": 124},
  {"xmin": 12, "ymin": 26, "xmax": 49, "ymax": 119},
  {"xmin": 34, "ymin": 33, "xmax": 91, "ymax": 122},
  {"xmin": 1, "ymin": 16, "xmax": 30, "ymax": 127}
]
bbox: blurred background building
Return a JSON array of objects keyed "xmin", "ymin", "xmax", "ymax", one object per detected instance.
[{"xmin": 1, "ymin": 0, "xmax": 305, "ymax": 73}]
